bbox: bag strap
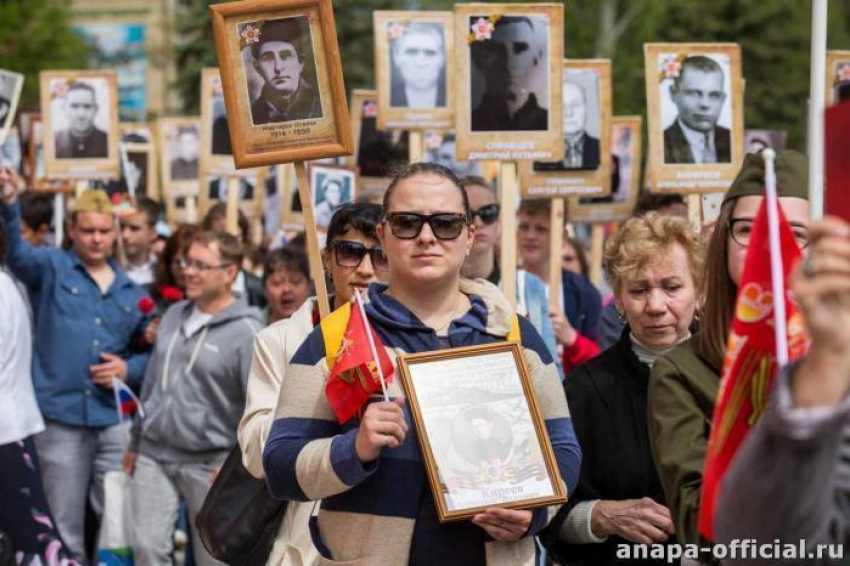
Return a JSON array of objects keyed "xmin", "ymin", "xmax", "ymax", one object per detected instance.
[{"xmin": 320, "ymin": 301, "xmax": 352, "ymax": 369}]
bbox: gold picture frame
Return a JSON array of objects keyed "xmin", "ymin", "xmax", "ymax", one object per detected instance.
[
  {"xmin": 40, "ymin": 70, "xmax": 120, "ymax": 179},
  {"xmin": 520, "ymin": 59, "xmax": 613, "ymax": 198},
  {"xmin": 374, "ymin": 11, "xmax": 455, "ymax": 131},
  {"xmin": 454, "ymin": 4, "xmax": 564, "ymax": 162},
  {"xmin": 210, "ymin": 0, "xmax": 352, "ymax": 169},
  {"xmin": 644, "ymin": 43, "xmax": 744, "ymax": 194},
  {"xmin": 397, "ymin": 341, "xmax": 567, "ymax": 523}
]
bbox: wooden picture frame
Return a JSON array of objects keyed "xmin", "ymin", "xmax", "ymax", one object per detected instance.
[
  {"xmin": 568, "ymin": 116, "xmax": 642, "ymax": 224},
  {"xmin": 197, "ymin": 167, "xmax": 267, "ymax": 220},
  {"xmin": 121, "ymin": 142, "xmax": 159, "ymax": 201},
  {"xmin": 348, "ymin": 88, "xmax": 408, "ymax": 190},
  {"xmin": 0, "ymin": 69, "xmax": 24, "ymax": 144},
  {"xmin": 200, "ymin": 67, "xmax": 237, "ymax": 175},
  {"xmin": 308, "ymin": 163, "xmax": 358, "ymax": 232},
  {"xmin": 520, "ymin": 59, "xmax": 613, "ymax": 198},
  {"xmin": 279, "ymin": 163, "xmax": 305, "ymax": 228},
  {"xmin": 454, "ymin": 4, "xmax": 564, "ymax": 162},
  {"xmin": 210, "ymin": 0, "xmax": 352, "ymax": 169},
  {"xmin": 158, "ymin": 116, "xmax": 202, "ymax": 224},
  {"xmin": 374, "ymin": 11, "xmax": 454, "ymax": 131},
  {"xmin": 40, "ymin": 70, "xmax": 120, "ymax": 179},
  {"xmin": 826, "ymin": 50, "xmax": 850, "ymax": 106},
  {"xmin": 29, "ymin": 116, "xmax": 74, "ymax": 193},
  {"xmin": 644, "ymin": 43, "xmax": 744, "ymax": 194},
  {"xmin": 397, "ymin": 341, "xmax": 567, "ymax": 522}
]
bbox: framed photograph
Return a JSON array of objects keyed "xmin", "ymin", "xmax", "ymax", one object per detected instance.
[
  {"xmin": 120, "ymin": 122, "xmax": 154, "ymax": 143},
  {"xmin": 569, "ymin": 116, "xmax": 642, "ymax": 224},
  {"xmin": 158, "ymin": 117, "xmax": 201, "ymax": 196},
  {"xmin": 397, "ymin": 341, "xmax": 567, "ymax": 522},
  {"xmin": 645, "ymin": 43, "xmax": 744, "ymax": 194},
  {"xmin": 197, "ymin": 168, "xmax": 266, "ymax": 220},
  {"xmin": 348, "ymin": 89, "xmax": 409, "ymax": 188},
  {"xmin": 308, "ymin": 163, "xmax": 357, "ymax": 232},
  {"xmin": 0, "ymin": 127, "xmax": 22, "ymax": 172},
  {"xmin": 0, "ymin": 70, "xmax": 24, "ymax": 144},
  {"xmin": 29, "ymin": 117, "xmax": 73, "ymax": 192},
  {"xmin": 279, "ymin": 163, "xmax": 304, "ymax": 228},
  {"xmin": 374, "ymin": 11, "xmax": 454, "ymax": 131},
  {"xmin": 454, "ymin": 4, "xmax": 564, "ymax": 162},
  {"xmin": 520, "ymin": 59, "xmax": 613, "ymax": 198},
  {"xmin": 120, "ymin": 142, "xmax": 158, "ymax": 200},
  {"xmin": 744, "ymin": 129, "xmax": 787, "ymax": 154},
  {"xmin": 210, "ymin": 0, "xmax": 352, "ymax": 168},
  {"xmin": 826, "ymin": 50, "xmax": 850, "ymax": 105},
  {"xmin": 425, "ymin": 131, "xmax": 481, "ymax": 177},
  {"xmin": 200, "ymin": 67, "xmax": 236, "ymax": 174},
  {"xmin": 40, "ymin": 70, "xmax": 120, "ymax": 179}
]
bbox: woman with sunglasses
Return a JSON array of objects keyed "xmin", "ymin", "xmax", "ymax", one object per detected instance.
[
  {"xmin": 460, "ymin": 175, "xmax": 561, "ymax": 372},
  {"xmin": 239, "ymin": 203, "xmax": 388, "ymax": 566},
  {"xmin": 648, "ymin": 151, "xmax": 811, "ymax": 550},
  {"xmin": 264, "ymin": 163, "xmax": 581, "ymax": 565}
]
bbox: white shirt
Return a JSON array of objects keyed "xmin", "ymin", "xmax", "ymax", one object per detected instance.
[
  {"xmin": 126, "ymin": 255, "xmax": 156, "ymax": 286},
  {"xmin": 404, "ymin": 85, "xmax": 438, "ymax": 109},
  {"xmin": 0, "ymin": 269, "xmax": 44, "ymax": 444},
  {"xmin": 678, "ymin": 118, "xmax": 717, "ymax": 164},
  {"xmin": 182, "ymin": 306, "xmax": 214, "ymax": 338}
]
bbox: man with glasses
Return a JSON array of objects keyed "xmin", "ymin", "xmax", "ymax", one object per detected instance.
[
  {"xmin": 460, "ymin": 176, "xmax": 561, "ymax": 372},
  {"xmin": 124, "ymin": 231, "xmax": 264, "ymax": 566},
  {"xmin": 238, "ymin": 203, "xmax": 388, "ymax": 566}
]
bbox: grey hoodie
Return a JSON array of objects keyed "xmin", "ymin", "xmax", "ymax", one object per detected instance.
[{"xmin": 138, "ymin": 298, "xmax": 264, "ymax": 462}]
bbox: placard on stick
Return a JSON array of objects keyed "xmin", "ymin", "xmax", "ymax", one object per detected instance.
[
  {"xmin": 158, "ymin": 116, "xmax": 202, "ymax": 225},
  {"xmin": 0, "ymin": 69, "xmax": 24, "ymax": 144},
  {"xmin": 825, "ymin": 50, "xmax": 850, "ymax": 106},
  {"xmin": 348, "ymin": 89, "xmax": 410, "ymax": 190}
]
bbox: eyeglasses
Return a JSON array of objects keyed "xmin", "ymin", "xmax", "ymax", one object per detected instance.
[
  {"xmin": 728, "ymin": 217, "xmax": 811, "ymax": 249},
  {"xmin": 383, "ymin": 212, "xmax": 468, "ymax": 240},
  {"xmin": 331, "ymin": 240, "xmax": 389, "ymax": 272},
  {"xmin": 470, "ymin": 203, "xmax": 500, "ymax": 225},
  {"xmin": 178, "ymin": 258, "xmax": 232, "ymax": 272}
]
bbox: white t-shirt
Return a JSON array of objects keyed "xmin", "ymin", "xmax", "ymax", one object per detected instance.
[
  {"xmin": 0, "ymin": 269, "xmax": 44, "ymax": 444},
  {"xmin": 182, "ymin": 306, "xmax": 214, "ymax": 338},
  {"xmin": 126, "ymin": 256, "xmax": 156, "ymax": 286}
]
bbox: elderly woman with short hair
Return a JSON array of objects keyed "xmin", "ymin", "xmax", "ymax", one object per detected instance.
[{"xmin": 543, "ymin": 212, "xmax": 704, "ymax": 566}]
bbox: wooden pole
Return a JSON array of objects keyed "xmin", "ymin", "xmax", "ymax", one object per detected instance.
[
  {"xmin": 499, "ymin": 162, "xmax": 517, "ymax": 310},
  {"xmin": 294, "ymin": 161, "xmax": 331, "ymax": 318},
  {"xmin": 185, "ymin": 196, "xmax": 198, "ymax": 224},
  {"xmin": 408, "ymin": 131, "xmax": 425, "ymax": 163},
  {"xmin": 548, "ymin": 198, "xmax": 565, "ymax": 311},
  {"xmin": 687, "ymin": 193, "xmax": 701, "ymax": 230},
  {"xmin": 589, "ymin": 224, "xmax": 605, "ymax": 288},
  {"xmin": 54, "ymin": 193, "xmax": 64, "ymax": 249},
  {"xmin": 75, "ymin": 179, "xmax": 87, "ymax": 198},
  {"xmin": 225, "ymin": 176, "xmax": 240, "ymax": 238},
  {"xmin": 808, "ymin": 0, "xmax": 828, "ymax": 219}
]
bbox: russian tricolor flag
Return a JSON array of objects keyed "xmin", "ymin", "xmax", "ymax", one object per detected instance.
[{"xmin": 112, "ymin": 378, "xmax": 145, "ymax": 422}]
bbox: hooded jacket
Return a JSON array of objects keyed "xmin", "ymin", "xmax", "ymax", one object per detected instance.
[
  {"xmin": 263, "ymin": 279, "xmax": 581, "ymax": 566},
  {"xmin": 138, "ymin": 298, "xmax": 264, "ymax": 462}
]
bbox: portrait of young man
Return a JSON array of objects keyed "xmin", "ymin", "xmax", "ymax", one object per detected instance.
[
  {"xmin": 389, "ymin": 21, "xmax": 447, "ymax": 109},
  {"xmin": 663, "ymin": 55, "xmax": 731, "ymax": 165},
  {"xmin": 246, "ymin": 17, "xmax": 322, "ymax": 126},
  {"xmin": 54, "ymin": 81, "xmax": 109, "ymax": 160},
  {"xmin": 170, "ymin": 126, "xmax": 200, "ymax": 181},
  {"xmin": 470, "ymin": 15, "xmax": 548, "ymax": 132}
]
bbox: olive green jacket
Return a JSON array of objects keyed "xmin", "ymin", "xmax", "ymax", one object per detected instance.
[{"xmin": 648, "ymin": 335, "xmax": 720, "ymax": 549}]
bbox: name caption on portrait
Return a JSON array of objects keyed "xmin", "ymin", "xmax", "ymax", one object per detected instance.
[{"xmin": 657, "ymin": 170, "xmax": 730, "ymax": 190}]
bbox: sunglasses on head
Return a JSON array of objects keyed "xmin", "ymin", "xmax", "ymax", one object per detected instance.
[
  {"xmin": 330, "ymin": 240, "xmax": 389, "ymax": 271},
  {"xmin": 470, "ymin": 203, "xmax": 500, "ymax": 225},
  {"xmin": 383, "ymin": 212, "xmax": 468, "ymax": 240}
]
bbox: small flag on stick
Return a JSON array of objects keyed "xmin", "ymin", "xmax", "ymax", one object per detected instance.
[{"xmin": 113, "ymin": 378, "xmax": 145, "ymax": 422}]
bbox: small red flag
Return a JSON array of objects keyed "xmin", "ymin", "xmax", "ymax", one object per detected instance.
[
  {"xmin": 698, "ymin": 198, "xmax": 809, "ymax": 540},
  {"xmin": 325, "ymin": 301, "xmax": 394, "ymax": 424}
]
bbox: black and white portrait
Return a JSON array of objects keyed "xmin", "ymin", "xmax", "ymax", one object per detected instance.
[
  {"xmin": 207, "ymin": 175, "xmax": 255, "ymax": 201},
  {"xmin": 168, "ymin": 125, "xmax": 200, "ymax": 181},
  {"xmin": 660, "ymin": 54, "xmax": 732, "ymax": 165},
  {"xmin": 580, "ymin": 122, "xmax": 635, "ymax": 206},
  {"xmin": 389, "ymin": 21, "xmax": 447, "ymax": 109},
  {"xmin": 50, "ymin": 78, "xmax": 111, "ymax": 160},
  {"xmin": 0, "ymin": 127, "xmax": 21, "ymax": 171},
  {"xmin": 425, "ymin": 132, "xmax": 479, "ymax": 177},
  {"xmin": 210, "ymin": 74, "xmax": 232, "ymax": 155},
  {"xmin": 0, "ymin": 70, "xmax": 23, "ymax": 137},
  {"xmin": 240, "ymin": 17, "xmax": 323, "ymax": 126},
  {"xmin": 122, "ymin": 151, "xmax": 149, "ymax": 197},
  {"xmin": 356, "ymin": 98, "xmax": 408, "ymax": 177},
  {"xmin": 469, "ymin": 15, "xmax": 549, "ymax": 132},
  {"xmin": 534, "ymin": 69, "xmax": 601, "ymax": 172},
  {"xmin": 311, "ymin": 166, "xmax": 355, "ymax": 230}
]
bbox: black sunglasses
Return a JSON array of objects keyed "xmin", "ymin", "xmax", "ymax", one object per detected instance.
[
  {"xmin": 384, "ymin": 212, "xmax": 468, "ymax": 240},
  {"xmin": 331, "ymin": 240, "xmax": 389, "ymax": 271},
  {"xmin": 470, "ymin": 203, "xmax": 500, "ymax": 225}
]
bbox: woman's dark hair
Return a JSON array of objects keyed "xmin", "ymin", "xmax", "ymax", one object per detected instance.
[
  {"xmin": 155, "ymin": 224, "xmax": 199, "ymax": 288},
  {"xmin": 326, "ymin": 203, "xmax": 383, "ymax": 247},
  {"xmin": 382, "ymin": 162, "xmax": 470, "ymax": 217},
  {"xmin": 563, "ymin": 237, "xmax": 590, "ymax": 278},
  {"xmin": 202, "ymin": 202, "xmax": 250, "ymax": 243},
  {"xmin": 263, "ymin": 246, "xmax": 309, "ymax": 286}
]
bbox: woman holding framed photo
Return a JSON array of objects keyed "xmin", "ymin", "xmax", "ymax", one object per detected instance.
[{"xmin": 263, "ymin": 163, "xmax": 580, "ymax": 565}]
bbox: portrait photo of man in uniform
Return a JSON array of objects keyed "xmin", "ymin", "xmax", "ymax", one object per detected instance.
[
  {"xmin": 53, "ymin": 81, "xmax": 110, "ymax": 159},
  {"xmin": 389, "ymin": 21, "xmax": 447, "ymax": 109},
  {"xmin": 663, "ymin": 55, "xmax": 731, "ymax": 165},
  {"xmin": 245, "ymin": 17, "xmax": 322, "ymax": 126},
  {"xmin": 0, "ymin": 71, "xmax": 22, "ymax": 132},
  {"xmin": 169, "ymin": 126, "xmax": 200, "ymax": 181},
  {"xmin": 469, "ymin": 15, "xmax": 548, "ymax": 132}
]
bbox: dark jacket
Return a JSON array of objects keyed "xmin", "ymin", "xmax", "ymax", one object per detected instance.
[
  {"xmin": 390, "ymin": 74, "xmax": 447, "ymax": 108},
  {"xmin": 542, "ymin": 329, "xmax": 679, "ymax": 566},
  {"xmin": 250, "ymin": 80, "xmax": 322, "ymax": 125},
  {"xmin": 534, "ymin": 134, "xmax": 600, "ymax": 172},
  {"xmin": 562, "ymin": 269, "xmax": 602, "ymax": 342},
  {"xmin": 471, "ymin": 93, "xmax": 548, "ymax": 132},
  {"xmin": 663, "ymin": 121, "xmax": 731, "ymax": 164},
  {"xmin": 242, "ymin": 270, "xmax": 266, "ymax": 309},
  {"xmin": 55, "ymin": 128, "xmax": 109, "ymax": 159}
]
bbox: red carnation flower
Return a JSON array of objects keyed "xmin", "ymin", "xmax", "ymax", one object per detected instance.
[
  {"xmin": 160, "ymin": 285, "xmax": 184, "ymax": 303},
  {"xmin": 138, "ymin": 296, "xmax": 156, "ymax": 315}
]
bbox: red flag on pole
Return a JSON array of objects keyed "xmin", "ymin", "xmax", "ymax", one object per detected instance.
[
  {"xmin": 698, "ymin": 198, "xmax": 809, "ymax": 541},
  {"xmin": 325, "ymin": 296, "xmax": 394, "ymax": 424}
]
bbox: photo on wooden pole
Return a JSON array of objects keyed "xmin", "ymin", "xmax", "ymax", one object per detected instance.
[
  {"xmin": 569, "ymin": 116, "xmax": 642, "ymax": 224},
  {"xmin": 119, "ymin": 143, "xmax": 158, "ymax": 201},
  {"xmin": 158, "ymin": 116, "xmax": 201, "ymax": 224},
  {"xmin": 348, "ymin": 89, "xmax": 409, "ymax": 191},
  {"xmin": 454, "ymin": 4, "xmax": 564, "ymax": 162},
  {"xmin": 40, "ymin": 70, "xmax": 120, "ymax": 179},
  {"xmin": 520, "ymin": 59, "xmax": 613, "ymax": 199},
  {"xmin": 644, "ymin": 43, "xmax": 744, "ymax": 194},
  {"xmin": 198, "ymin": 168, "xmax": 266, "ymax": 220},
  {"xmin": 200, "ymin": 67, "xmax": 237, "ymax": 175},
  {"xmin": 210, "ymin": 0, "xmax": 352, "ymax": 168},
  {"xmin": 424, "ymin": 131, "xmax": 480, "ymax": 177},
  {"xmin": 826, "ymin": 50, "xmax": 850, "ymax": 106},
  {"xmin": 28, "ymin": 117, "xmax": 74, "ymax": 193},
  {"xmin": 308, "ymin": 163, "xmax": 358, "ymax": 232},
  {"xmin": 374, "ymin": 11, "xmax": 454, "ymax": 131},
  {"xmin": 0, "ymin": 127, "xmax": 21, "ymax": 172},
  {"xmin": 0, "ymin": 69, "xmax": 24, "ymax": 144}
]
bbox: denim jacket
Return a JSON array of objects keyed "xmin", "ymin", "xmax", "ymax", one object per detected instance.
[{"xmin": 1, "ymin": 201, "xmax": 152, "ymax": 428}]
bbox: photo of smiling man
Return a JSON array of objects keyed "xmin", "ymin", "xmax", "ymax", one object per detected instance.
[{"xmin": 245, "ymin": 17, "xmax": 322, "ymax": 126}]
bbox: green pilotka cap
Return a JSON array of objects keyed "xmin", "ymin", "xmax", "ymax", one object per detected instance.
[
  {"xmin": 722, "ymin": 149, "xmax": 809, "ymax": 204},
  {"xmin": 74, "ymin": 189, "xmax": 113, "ymax": 215}
]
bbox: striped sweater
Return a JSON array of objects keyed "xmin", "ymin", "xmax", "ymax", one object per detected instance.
[{"xmin": 263, "ymin": 278, "xmax": 581, "ymax": 566}]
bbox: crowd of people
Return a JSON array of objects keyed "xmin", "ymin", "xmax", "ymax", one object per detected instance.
[{"xmin": 0, "ymin": 147, "xmax": 848, "ymax": 566}]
